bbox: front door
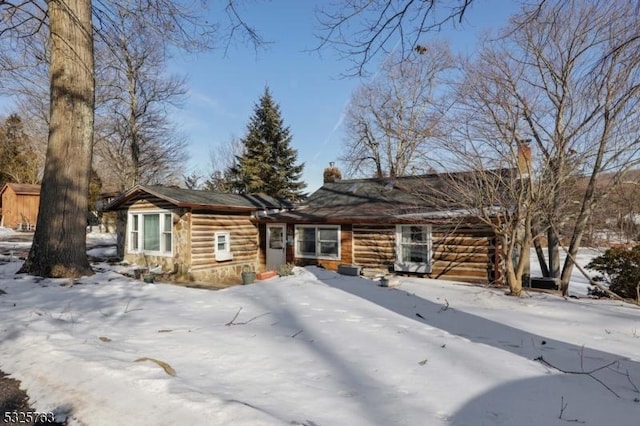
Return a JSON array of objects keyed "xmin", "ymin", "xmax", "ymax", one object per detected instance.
[{"xmin": 266, "ymin": 224, "xmax": 286, "ymax": 271}]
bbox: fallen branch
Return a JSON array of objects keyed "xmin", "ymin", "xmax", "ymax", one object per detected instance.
[
  {"xmin": 534, "ymin": 356, "xmax": 620, "ymax": 398},
  {"xmin": 225, "ymin": 307, "xmax": 243, "ymax": 326},
  {"xmin": 225, "ymin": 307, "xmax": 271, "ymax": 326},
  {"xmin": 608, "ymin": 367, "xmax": 640, "ymax": 394},
  {"xmin": 135, "ymin": 357, "xmax": 176, "ymax": 377},
  {"xmin": 626, "ymin": 370, "xmax": 640, "ymax": 394}
]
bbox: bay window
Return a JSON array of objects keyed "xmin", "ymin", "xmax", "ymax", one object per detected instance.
[{"xmin": 128, "ymin": 211, "xmax": 173, "ymax": 256}]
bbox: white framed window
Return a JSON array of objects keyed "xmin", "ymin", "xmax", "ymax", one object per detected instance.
[
  {"xmin": 394, "ymin": 225, "xmax": 432, "ymax": 273},
  {"xmin": 214, "ymin": 231, "xmax": 233, "ymax": 261},
  {"xmin": 128, "ymin": 211, "xmax": 173, "ymax": 256},
  {"xmin": 295, "ymin": 225, "xmax": 340, "ymax": 259}
]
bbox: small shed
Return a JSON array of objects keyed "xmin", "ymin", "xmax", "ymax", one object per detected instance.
[{"xmin": 0, "ymin": 183, "xmax": 41, "ymax": 230}]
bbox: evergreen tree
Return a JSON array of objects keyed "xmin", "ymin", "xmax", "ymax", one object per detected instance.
[
  {"xmin": 228, "ymin": 87, "xmax": 306, "ymax": 201},
  {"xmin": 0, "ymin": 114, "xmax": 41, "ymax": 186}
]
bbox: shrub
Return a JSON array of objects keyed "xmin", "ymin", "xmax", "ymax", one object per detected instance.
[
  {"xmin": 585, "ymin": 245, "xmax": 640, "ymax": 301},
  {"xmin": 278, "ymin": 262, "xmax": 295, "ymax": 277}
]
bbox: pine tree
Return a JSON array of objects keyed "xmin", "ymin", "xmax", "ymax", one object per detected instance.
[
  {"xmin": 228, "ymin": 87, "xmax": 306, "ymax": 201},
  {"xmin": 0, "ymin": 114, "xmax": 41, "ymax": 186}
]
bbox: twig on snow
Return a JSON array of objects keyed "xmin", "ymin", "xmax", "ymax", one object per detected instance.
[
  {"xmin": 558, "ymin": 396, "xmax": 585, "ymax": 423},
  {"xmin": 124, "ymin": 298, "xmax": 143, "ymax": 314},
  {"xmin": 225, "ymin": 307, "xmax": 271, "ymax": 326},
  {"xmin": 535, "ymin": 356, "xmax": 621, "ymax": 398}
]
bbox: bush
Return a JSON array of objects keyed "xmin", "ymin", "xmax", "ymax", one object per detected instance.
[
  {"xmin": 585, "ymin": 245, "xmax": 640, "ymax": 300},
  {"xmin": 278, "ymin": 262, "xmax": 295, "ymax": 277}
]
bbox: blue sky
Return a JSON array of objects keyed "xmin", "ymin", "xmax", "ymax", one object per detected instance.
[
  {"xmin": 0, "ymin": 0, "xmax": 519, "ymax": 193},
  {"xmin": 173, "ymin": 0, "xmax": 519, "ymax": 192}
]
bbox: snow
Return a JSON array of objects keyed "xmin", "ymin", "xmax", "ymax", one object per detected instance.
[{"xmin": 1, "ymin": 230, "xmax": 639, "ymax": 425}]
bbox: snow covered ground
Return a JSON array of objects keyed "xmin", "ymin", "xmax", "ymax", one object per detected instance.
[{"xmin": 0, "ymin": 230, "xmax": 639, "ymax": 425}]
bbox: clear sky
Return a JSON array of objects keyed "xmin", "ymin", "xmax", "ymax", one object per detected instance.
[{"xmin": 172, "ymin": 0, "xmax": 519, "ymax": 193}]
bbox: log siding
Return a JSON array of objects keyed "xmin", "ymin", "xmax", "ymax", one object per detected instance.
[
  {"xmin": 349, "ymin": 223, "xmax": 498, "ymax": 284},
  {"xmin": 121, "ymin": 198, "xmax": 262, "ymax": 285},
  {"xmin": 189, "ymin": 211, "xmax": 259, "ymax": 284}
]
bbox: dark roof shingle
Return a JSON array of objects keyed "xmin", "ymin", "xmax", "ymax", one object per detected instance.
[{"xmin": 104, "ymin": 185, "xmax": 293, "ymax": 211}]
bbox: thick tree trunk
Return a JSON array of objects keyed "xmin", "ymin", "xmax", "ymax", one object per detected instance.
[{"xmin": 19, "ymin": 0, "xmax": 95, "ymax": 278}]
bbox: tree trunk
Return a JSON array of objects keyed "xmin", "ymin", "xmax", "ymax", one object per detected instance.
[
  {"xmin": 505, "ymin": 254, "xmax": 522, "ymax": 296},
  {"xmin": 19, "ymin": 0, "xmax": 95, "ymax": 278},
  {"xmin": 531, "ymin": 221, "xmax": 550, "ymax": 277},
  {"xmin": 502, "ymin": 235, "xmax": 523, "ymax": 296},
  {"xmin": 547, "ymin": 227, "xmax": 560, "ymax": 278},
  {"xmin": 532, "ymin": 234, "xmax": 549, "ymax": 277}
]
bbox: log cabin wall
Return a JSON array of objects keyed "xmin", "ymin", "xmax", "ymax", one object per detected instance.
[
  {"xmin": 352, "ymin": 225, "xmax": 396, "ymax": 270},
  {"xmin": 189, "ymin": 210, "xmax": 259, "ymax": 284},
  {"xmin": 122, "ymin": 198, "xmax": 191, "ymax": 279},
  {"xmin": 119, "ymin": 197, "xmax": 261, "ymax": 285},
  {"xmin": 430, "ymin": 225, "xmax": 498, "ymax": 284},
  {"xmin": 350, "ymin": 223, "xmax": 499, "ymax": 285}
]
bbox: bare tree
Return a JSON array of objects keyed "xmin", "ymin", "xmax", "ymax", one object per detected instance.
[
  {"xmin": 438, "ymin": 49, "xmax": 551, "ymax": 295},
  {"xmin": 93, "ymin": 6, "xmax": 188, "ymax": 190},
  {"xmin": 503, "ymin": 0, "xmax": 640, "ymax": 295},
  {"xmin": 439, "ymin": 0, "xmax": 640, "ymax": 295},
  {"xmin": 203, "ymin": 136, "xmax": 244, "ymax": 192},
  {"xmin": 316, "ymin": 0, "xmax": 477, "ymax": 75},
  {"xmin": 0, "ymin": 0, "xmax": 262, "ymax": 278},
  {"xmin": 342, "ymin": 44, "xmax": 454, "ymax": 178}
]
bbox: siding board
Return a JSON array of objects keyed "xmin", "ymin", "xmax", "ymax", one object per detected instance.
[{"xmin": 350, "ymin": 223, "xmax": 497, "ymax": 284}]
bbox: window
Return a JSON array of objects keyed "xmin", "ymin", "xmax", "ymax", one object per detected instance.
[
  {"xmin": 395, "ymin": 225, "xmax": 431, "ymax": 273},
  {"xmin": 268, "ymin": 227, "xmax": 284, "ymax": 249},
  {"xmin": 295, "ymin": 225, "xmax": 340, "ymax": 259},
  {"xmin": 131, "ymin": 215, "xmax": 139, "ymax": 251},
  {"xmin": 214, "ymin": 231, "xmax": 232, "ymax": 261},
  {"xmin": 128, "ymin": 211, "xmax": 173, "ymax": 256}
]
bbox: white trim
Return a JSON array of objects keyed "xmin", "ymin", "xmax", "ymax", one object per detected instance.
[
  {"xmin": 294, "ymin": 225, "xmax": 341, "ymax": 260},
  {"xmin": 127, "ymin": 210, "xmax": 173, "ymax": 257},
  {"xmin": 394, "ymin": 224, "xmax": 432, "ymax": 273},
  {"xmin": 214, "ymin": 231, "xmax": 233, "ymax": 261}
]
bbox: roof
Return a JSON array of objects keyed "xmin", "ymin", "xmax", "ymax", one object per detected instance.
[
  {"xmin": 0, "ymin": 183, "xmax": 41, "ymax": 197},
  {"xmin": 260, "ymin": 169, "xmax": 513, "ymax": 224},
  {"xmin": 104, "ymin": 185, "xmax": 293, "ymax": 212}
]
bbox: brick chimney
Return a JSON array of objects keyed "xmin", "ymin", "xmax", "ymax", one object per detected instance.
[
  {"xmin": 517, "ymin": 140, "xmax": 532, "ymax": 177},
  {"xmin": 323, "ymin": 162, "xmax": 342, "ymax": 183}
]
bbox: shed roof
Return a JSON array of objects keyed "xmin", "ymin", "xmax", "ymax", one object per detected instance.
[
  {"xmin": 104, "ymin": 185, "xmax": 293, "ymax": 212},
  {"xmin": 0, "ymin": 183, "xmax": 41, "ymax": 197}
]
